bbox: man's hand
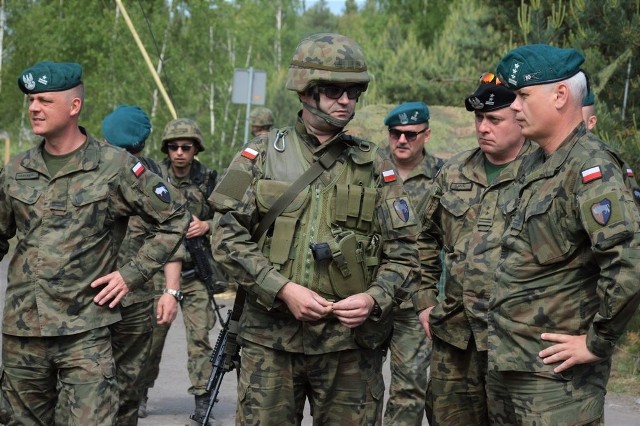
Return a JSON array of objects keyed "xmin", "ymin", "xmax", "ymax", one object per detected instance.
[
  {"xmin": 156, "ymin": 293, "xmax": 179, "ymax": 325},
  {"xmin": 91, "ymin": 271, "xmax": 130, "ymax": 308},
  {"xmin": 332, "ymin": 293, "xmax": 375, "ymax": 328},
  {"xmin": 539, "ymin": 333, "xmax": 603, "ymax": 373},
  {"xmin": 277, "ymin": 282, "xmax": 333, "ymax": 321},
  {"xmin": 186, "ymin": 215, "xmax": 210, "ymax": 239},
  {"xmin": 418, "ymin": 306, "xmax": 434, "ymax": 339}
]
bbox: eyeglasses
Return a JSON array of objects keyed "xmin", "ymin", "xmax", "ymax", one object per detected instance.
[
  {"xmin": 388, "ymin": 128, "xmax": 428, "ymax": 142},
  {"xmin": 167, "ymin": 143, "xmax": 194, "ymax": 152},
  {"xmin": 480, "ymin": 71, "xmax": 503, "ymax": 85},
  {"xmin": 317, "ymin": 85, "xmax": 366, "ymax": 100}
]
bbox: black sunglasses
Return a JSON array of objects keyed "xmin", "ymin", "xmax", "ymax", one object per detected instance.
[
  {"xmin": 167, "ymin": 143, "xmax": 194, "ymax": 152},
  {"xmin": 317, "ymin": 85, "xmax": 366, "ymax": 100},
  {"xmin": 388, "ymin": 128, "xmax": 428, "ymax": 142}
]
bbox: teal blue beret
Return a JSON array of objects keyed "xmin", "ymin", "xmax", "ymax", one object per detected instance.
[
  {"xmin": 496, "ymin": 44, "xmax": 584, "ymax": 90},
  {"xmin": 18, "ymin": 61, "xmax": 82, "ymax": 94},
  {"xmin": 384, "ymin": 102, "xmax": 430, "ymax": 127},
  {"xmin": 101, "ymin": 105, "xmax": 151, "ymax": 152}
]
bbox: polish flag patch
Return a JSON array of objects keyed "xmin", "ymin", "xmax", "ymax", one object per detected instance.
[
  {"xmin": 241, "ymin": 147, "xmax": 258, "ymax": 160},
  {"xmin": 383, "ymin": 170, "xmax": 397, "ymax": 183},
  {"xmin": 132, "ymin": 161, "xmax": 145, "ymax": 178},
  {"xmin": 581, "ymin": 166, "xmax": 602, "ymax": 183},
  {"xmin": 627, "ymin": 168, "xmax": 634, "ymax": 177}
]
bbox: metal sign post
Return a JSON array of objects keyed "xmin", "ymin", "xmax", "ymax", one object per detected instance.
[{"xmin": 232, "ymin": 68, "xmax": 267, "ymax": 144}]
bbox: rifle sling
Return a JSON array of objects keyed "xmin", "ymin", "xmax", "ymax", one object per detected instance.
[{"xmin": 230, "ymin": 141, "xmax": 350, "ymax": 322}]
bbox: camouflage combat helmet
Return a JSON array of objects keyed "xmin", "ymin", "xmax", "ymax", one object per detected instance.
[
  {"xmin": 286, "ymin": 33, "xmax": 370, "ymax": 92},
  {"xmin": 161, "ymin": 118, "xmax": 205, "ymax": 153},
  {"xmin": 250, "ymin": 107, "xmax": 274, "ymax": 127}
]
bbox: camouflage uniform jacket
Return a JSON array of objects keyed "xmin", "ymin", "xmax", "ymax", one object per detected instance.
[
  {"xmin": 115, "ymin": 156, "xmax": 184, "ymax": 306},
  {"xmin": 210, "ymin": 117, "xmax": 421, "ymax": 354},
  {"xmin": 489, "ymin": 123, "xmax": 640, "ymax": 372},
  {"xmin": 0, "ymin": 131, "xmax": 189, "ymax": 337},
  {"xmin": 380, "ymin": 145, "xmax": 444, "ymax": 310},
  {"xmin": 418, "ymin": 141, "xmax": 534, "ymax": 351},
  {"xmin": 160, "ymin": 159, "xmax": 217, "ymax": 270}
]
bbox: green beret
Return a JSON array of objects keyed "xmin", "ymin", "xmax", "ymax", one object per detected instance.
[
  {"xmin": 583, "ymin": 90, "xmax": 595, "ymax": 106},
  {"xmin": 496, "ymin": 44, "xmax": 584, "ymax": 90},
  {"xmin": 18, "ymin": 61, "xmax": 82, "ymax": 94},
  {"xmin": 465, "ymin": 78, "xmax": 516, "ymax": 112},
  {"xmin": 101, "ymin": 105, "xmax": 151, "ymax": 152},
  {"xmin": 384, "ymin": 102, "xmax": 430, "ymax": 127}
]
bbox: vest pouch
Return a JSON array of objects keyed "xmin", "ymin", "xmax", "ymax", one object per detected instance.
[
  {"xmin": 328, "ymin": 231, "xmax": 367, "ymax": 299},
  {"xmin": 255, "ymin": 180, "xmax": 310, "ymax": 274},
  {"xmin": 354, "ymin": 311, "xmax": 394, "ymax": 350}
]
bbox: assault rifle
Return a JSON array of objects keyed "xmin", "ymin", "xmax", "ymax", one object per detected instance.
[
  {"xmin": 189, "ymin": 309, "xmax": 241, "ymax": 425},
  {"xmin": 183, "ymin": 236, "xmax": 227, "ymax": 296}
]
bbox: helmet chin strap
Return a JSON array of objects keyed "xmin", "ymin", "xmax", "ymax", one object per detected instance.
[{"xmin": 302, "ymin": 98, "xmax": 353, "ymax": 129}]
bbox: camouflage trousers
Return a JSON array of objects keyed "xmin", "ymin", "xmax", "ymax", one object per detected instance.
[
  {"xmin": 426, "ymin": 335, "xmax": 488, "ymax": 426},
  {"xmin": 138, "ymin": 276, "xmax": 215, "ymax": 396},
  {"xmin": 237, "ymin": 341, "xmax": 385, "ymax": 426},
  {"xmin": 110, "ymin": 299, "xmax": 154, "ymax": 425},
  {"xmin": 486, "ymin": 362, "xmax": 610, "ymax": 426},
  {"xmin": 383, "ymin": 305, "xmax": 431, "ymax": 426},
  {"xmin": 0, "ymin": 327, "xmax": 117, "ymax": 426}
]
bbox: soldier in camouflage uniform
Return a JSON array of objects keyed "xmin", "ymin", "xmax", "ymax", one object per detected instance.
[
  {"xmin": 418, "ymin": 74, "xmax": 532, "ymax": 425},
  {"xmin": 209, "ymin": 33, "xmax": 422, "ymax": 425},
  {"xmin": 101, "ymin": 105, "xmax": 183, "ymax": 426},
  {"xmin": 379, "ymin": 101, "xmax": 443, "ymax": 426},
  {"xmin": 250, "ymin": 107, "xmax": 274, "ymax": 137},
  {"xmin": 582, "ymin": 87, "xmax": 640, "ymax": 211},
  {"xmin": 137, "ymin": 118, "xmax": 219, "ymax": 422},
  {"xmin": 0, "ymin": 61, "xmax": 188, "ymax": 426},
  {"xmin": 487, "ymin": 44, "xmax": 640, "ymax": 424}
]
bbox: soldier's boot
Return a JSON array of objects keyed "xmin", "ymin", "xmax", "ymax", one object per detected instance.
[
  {"xmin": 194, "ymin": 393, "xmax": 214, "ymax": 425},
  {"xmin": 138, "ymin": 388, "xmax": 148, "ymax": 418}
]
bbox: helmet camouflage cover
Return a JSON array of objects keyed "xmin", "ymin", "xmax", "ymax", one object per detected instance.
[
  {"xmin": 249, "ymin": 107, "xmax": 274, "ymax": 127},
  {"xmin": 286, "ymin": 33, "xmax": 370, "ymax": 92},
  {"xmin": 161, "ymin": 118, "xmax": 205, "ymax": 153}
]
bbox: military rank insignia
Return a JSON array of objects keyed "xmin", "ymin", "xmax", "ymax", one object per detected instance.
[
  {"xmin": 591, "ymin": 198, "xmax": 611, "ymax": 226},
  {"xmin": 153, "ymin": 183, "xmax": 171, "ymax": 203},
  {"xmin": 132, "ymin": 161, "xmax": 146, "ymax": 178},
  {"xmin": 581, "ymin": 166, "xmax": 602, "ymax": 183},
  {"xmin": 393, "ymin": 198, "xmax": 410, "ymax": 222}
]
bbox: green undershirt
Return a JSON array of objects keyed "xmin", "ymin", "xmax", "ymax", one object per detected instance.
[
  {"xmin": 484, "ymin": 158, "xmax": 510, "ymax": 185},
  {"xmin": 42, "ymin": 141, "xmax": 87, "ymax": 177}
]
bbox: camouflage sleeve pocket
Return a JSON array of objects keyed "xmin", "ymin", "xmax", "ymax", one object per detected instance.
[
  {"xmin": 384, "ymin": 196, "xmax": 417, "ymax": 230},
  {"xmin": 210, "ymin": 169, "xmax": 253, "ymax": 211},
  {"xmin": 579, "ymin": 191, "xmax": 634, "ymax": 250}
]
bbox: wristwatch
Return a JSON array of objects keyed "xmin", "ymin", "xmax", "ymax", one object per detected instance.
[{"xmin": 163, "ymin": 288, "xmax": 184, "ymax": 301}]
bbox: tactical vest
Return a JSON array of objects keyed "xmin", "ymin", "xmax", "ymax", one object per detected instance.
[{"xmin": 255, "ymin": 128, "xmax": 382, "ymax": 301}]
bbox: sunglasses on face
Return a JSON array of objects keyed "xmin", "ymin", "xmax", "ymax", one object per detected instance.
[
  {"xmin": 167, "ymin": 143, "xmax": 194, "ymax": 152},
  {"xmin": 480, "ymin": 71, "xmax": 503, "ymax": 85},
  {"xmin": 316, "ymin": 85, "xmax": 366, "ymax": 100},
  {"xmin": 388, "ymin": 127, "xmax": 428, "ymax": 142}
]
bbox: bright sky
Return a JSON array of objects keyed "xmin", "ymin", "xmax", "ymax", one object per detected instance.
[{"xmin": 307, "ymin": 0, "xmax": 365, "ymax": 15}]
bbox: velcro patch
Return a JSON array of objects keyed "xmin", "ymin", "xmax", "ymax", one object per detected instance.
[
  {"xmin": 450, "ymin": 182, "xmax": 473, "ymax": 191},
  {"xmin": 383, "ymin": 170, "xmax": 397, "ymax": 183},
  {"xmin": 132, "ymin": 161, "xmax": 145, "ymax": 178},
  {"xmin": 581, "ymin": 166, "xmax": 602, "ymax": 183},
  {"xmin": 153, "ymin": 183, "xmax": 171, "ymax": 203},
  {"xmin": 580, "ymin": 192, "xmax": 623, "ymax": 235},
  {"xmin": 15, "ymin": 172, "xmax": 38, "ymax": 180},
  {"xmin": 241, "ymin": 147, "xmax": 258, "ymax": 160}
]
